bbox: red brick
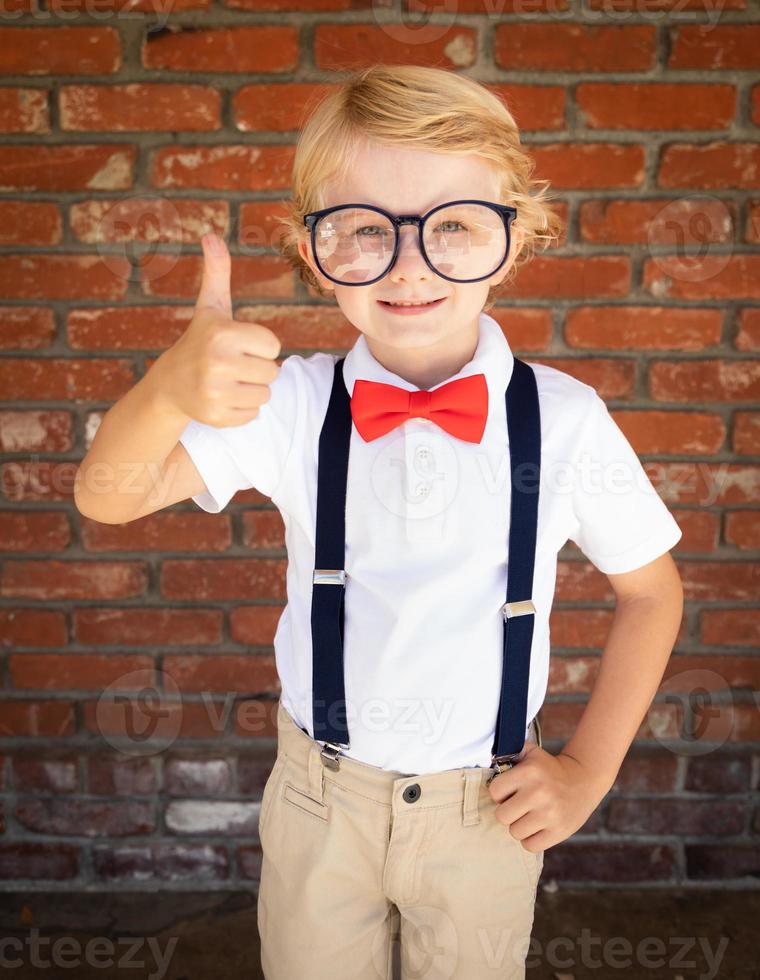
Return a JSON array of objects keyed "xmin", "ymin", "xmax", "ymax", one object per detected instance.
[
  {"xmin": 508, "ymin": 256, "xmax": 631, "ymax": 299},
  {"xmin": 0, "ymin": 144, "xmax": 135, "ymax": 191},
  {"xmin": 0, "ymin": 701, "xmax": 75, "ymax": 737},
  {"xmin": 87, "ymin": 754, "xmax": 158, "ymax": 795},
  {"xmin": 565, "ymin": 305, "xmax": 721, "ymax": 350},
  {"xmin": 238, "ymin": 200, "xmax": 291, "ymax": 249},
  {"xmin": 164, "ymin": 654, "xmax": 277, "ymax": 694},
  {"xmin": 613, "ymin": 752, "xmax": 678, "ymax": 793},
  {"xmin": 0, "ymin": 358, "xmax": 134, "ymax": 400},
  {"xmin": 0, "ymin": 307, "xmax": 56, "ymax": 348},
  {"xmin": 680, "ymin": 562, "xmax": 759, "ymax": 602},
  {"xmin": 150, "ymin": 143, "xmax": 293, "ymax": 190},
  {"xmin": 233, "ymin": 82, "xmax": 330, "ymax": 132},
  {"xmin": 529, "ymin": 142, "xmax": 645, "ymax": 188},
  {"xmin": 13, "ymin": 754, "xmax": 79, "ymax": 793},
  {"xmin": 0, "ymin": 255, "xmax": 129, "ymax": 300},
  {"xmin": 70, "ymin": 198, "xmax": 228, "ymax": 244},
  {"xmin": 685, "ymin": 754, "xmax": 750, "ymax": 793},
  {"xmin": 1, "ymin": 561, "xmax": 147, "ymax": 600},
  {"xmin": 0, "ymin": 609, "xmax": 67, "ymax": 649},
  {"xmin": 745, "ymin": 201, "xmax": 760, "ymax": 243},
  {"xmin": 701, "ymin": 609, "xmax": 759, "ymax": 646},
  {"xmin": 608, "ymin": 799, "xmax": 745, "ymax": 836},
  {"xmin": 0, "ymin": 87, "xmax": 49, "ymax": 133},
  {"xmin": 82, "ymin": 512, "xmax": 231, "ymax": 552},
  {"xmin": 753, "ymin": 86, "xmax": 760, "ymax": 127},
  {"xmin": 0, "ymin": 27, "xmax": 121, "ymax": 75},
  {"xmin": 671, "ymin": 509, "xmax": 719, "ymax": 553},
  {"xmin": 725, "ymin": 511, "xmax": 760, "ymax": 550},
  {"xmin": 577, "ymin": 83, "xmax": 735, "ymax": 130},
  {"xmin": 315, "ymin": 24, "xmax": 477, "ymax": 70},
  {"xmin": 161, "ymin": 558, "xmax": 286, "ymax": 600},
  {"xmin": 579, "ymin": 197, "xmax": 735, "ymax": 245},
  {"xmin": 0, "ymin": 512, "xmax": 70, "ymax": 551},
  {"xmin": 0, "ymin": 842, "xmax": 79, "ymax": 880},
  {"xmin": 229, "ymin": 606, "xmax": 283, "ymax": 646},
  {"xmin": 93, "ymin": 843, "xmax": 228, "ymax": 882},
  {"xmin": 486, "ymin": 83, "xmax": 566, "ymax": 131},
  {"xmin": 669, "ymin": 24, "xmax": 760, "ymax": 70},
  {"xmin": 659, "ymin": 143, "xmax": 760, "ymax": 189},
  {"xmin": 533, "ymin": 356, "xmax": 636, "ymax": 399},
  {"xmin": 140, "ymin": 254, "xmax": 293, "ymax": 300},
  {"xmin": 543, "ymin": 842, "xmax": 677, "ymax": 882},
  {"xmin": 241, "ymin": 510, "xmax": 285, "ymax": 550},
  {"xmin": 143, "ymin": 26, "xmax": 298, "ymax": 72},
  {"xmin": 165, "ymin": 756, "xmax": 231, "ymax": 795},
  {"xmin": 226, "ymin": 0, "xmax": 369, "ymax": 6},
  {"xmin": 610, "ymin": 410, "xmax": 725, "ymax": 454},
  {"xmin": 83, "ymin": 698, "xmax": 225, "ymax": 740},
  {"xmin": 4, "ymin": 460, "xmax": 78, "ymax": 503},
  {"xmin": 74, "ymin": 607, "xmax": 222, "ymax": 646},
  {"xmin": 649, "ymin": 359, "xmax": 760, "ymax": 402},
  {"xmin": 494, "ymin": 24, "xmax": 655, "ymax": 72},
  {"xmin": 644, "ymin": 255, "xmax": 760, "ymax": 300},
  {"xmin": 68, "ymin": 306, "xmax": 193, "ymax": 350},
  {"xmin": 52, "ymin": 0, "xmax": 209, "ymax": 9},
  {"xmin": 16, "ymin": 798, "xmax": 154, "ymax": 836},
  {"xmin": 736, "ymin": 308, "xmax": 760, "ymax": 350},
  {"xmin": 0, "ymin": 201, "xmax": 61, "ymax": 246},
  {"xmin": 686, "ymin": 844, "xmax": 759, "ymax": 880},
  {"xmin": 9, "ymin": 653, "xmax": 153, "ymax": 690},
  {"xmin": 236, "ymin": 303, "xmax": 355, "ymax": 350},
  {"xmin": 733, "ymin": 412, "xmax": 759, "ymax": 454},
  {"xmin": 60, "ymin": 84, "xmax": 221, "ymax": 132},
  {"xmin": 0, "ymin": 409, "xmax": 73, "ymax": 453}
]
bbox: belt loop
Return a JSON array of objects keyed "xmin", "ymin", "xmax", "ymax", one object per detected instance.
[
  {"xmin": 307, "ymin": 741, "xmax": 326, "ymax": 804},
  {"xmin": 462, "ymin": 768, "xmax": 481, "ymax": 827}
]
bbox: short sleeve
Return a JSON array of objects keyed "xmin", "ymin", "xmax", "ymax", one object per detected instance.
[
  {"xmin": 567, "ymin": 391, "xmax": 682, "ymax": 574},
  {"xmin": 178, "ymin": 352, "xmax": 302, "ymax": 513}
]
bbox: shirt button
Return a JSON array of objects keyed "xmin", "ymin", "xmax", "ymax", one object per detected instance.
[
  {"xmin": 416, "ymin": 447, "xmax": 432, "ymax": 460},
  {"xmin": 414, "ymin": 483, "xmax": 430, "ymax": 497},
  {"xmin": 403, "ymin": 783, "xmax": 421, "ymax": 803}
]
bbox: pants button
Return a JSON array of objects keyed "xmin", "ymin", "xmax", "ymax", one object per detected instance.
[{"xmin": 403, "ymin": 783, "xmax": 421, "ymax": 803}]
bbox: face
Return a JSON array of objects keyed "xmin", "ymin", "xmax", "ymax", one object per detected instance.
[{"xmin": 297, "ymin": 137, "xmax": 523, "ymax": 373}]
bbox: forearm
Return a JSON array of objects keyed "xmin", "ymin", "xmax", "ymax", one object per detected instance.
[
  {"xmin": 74, "ymin": 357, "xmax": 190, "ymax": 524},
  {"xmin": 560, "ymin": 588, "xmax": 683, "ymax": 794}
]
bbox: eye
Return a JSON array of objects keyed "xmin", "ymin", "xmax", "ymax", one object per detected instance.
[{"xmin": 357, "ymin": 225, "xmax": 384, "ymax": 236}]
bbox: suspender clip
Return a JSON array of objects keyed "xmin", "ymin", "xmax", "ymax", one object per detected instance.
[
  {"xmin": 313, "ymin": 569, "xmax": 347, "ymax": 586},
  {"xmin": 320, "ymin": 742, "xmax": 344, "ymax": 771},
  {"xmin": 500, "ymin": 599, "xmax": 535, "ymax": 620}
]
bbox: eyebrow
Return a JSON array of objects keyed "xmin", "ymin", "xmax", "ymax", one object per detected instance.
[{"xmin": 341, "ymin": 197, "xmax": 468, "ymax": 214}]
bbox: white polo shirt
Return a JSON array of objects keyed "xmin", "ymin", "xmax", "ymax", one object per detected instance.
[{"xmin": 178, "ymin": 311, "xmax": 682, "ymax": 775}]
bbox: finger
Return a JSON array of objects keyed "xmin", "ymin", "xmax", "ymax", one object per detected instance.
[{"xmin": 196, "ymin": 233, "xmax": 232, "ymax": 317}]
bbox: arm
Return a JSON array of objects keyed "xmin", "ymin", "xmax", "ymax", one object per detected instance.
[
  {"xmin": 74, "ymin": 233, "xmax": 281, "ymax": 524},
  {"xmin": 489, "ymin": 550, "xmax": 684, "ymax": 851}
]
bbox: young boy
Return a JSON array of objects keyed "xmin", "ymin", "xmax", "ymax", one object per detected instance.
[{"xmin": 75, "ymin": 66, "xmax": 684, "ymax": 979}]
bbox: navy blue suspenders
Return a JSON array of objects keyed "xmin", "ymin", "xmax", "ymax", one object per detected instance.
[{"xmin": 310, "ymin": 356, "xmax": 541, "ymax": 775}]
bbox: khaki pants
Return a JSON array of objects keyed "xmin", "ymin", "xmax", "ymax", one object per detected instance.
[{"xmin": 257, "ymin": 700, "xmax": 544, "ymax": 980}]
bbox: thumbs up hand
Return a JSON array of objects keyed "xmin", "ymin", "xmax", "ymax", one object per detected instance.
[{"xmin": 152, "ymin": 233, "xmax": 282, "ymax": 428}]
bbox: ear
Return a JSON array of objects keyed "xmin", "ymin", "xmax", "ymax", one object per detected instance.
[{"xmin": 298, "ymin": 238, "xmax": 335, "ymax": 293}]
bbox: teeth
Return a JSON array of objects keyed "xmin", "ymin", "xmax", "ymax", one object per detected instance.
[{"xmin": 386, "ymin": 299, "xmax": 437, "ymax": 307}]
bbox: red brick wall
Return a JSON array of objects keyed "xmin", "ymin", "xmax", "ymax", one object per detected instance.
[{"xmin": 1, "ymin": 3, "xmax": 758, "ymax": 892}]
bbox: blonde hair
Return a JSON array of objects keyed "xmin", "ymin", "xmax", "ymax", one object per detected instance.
[{"xmin": 276, "ymin": 64, "xmax": 563, "ymax": 313}]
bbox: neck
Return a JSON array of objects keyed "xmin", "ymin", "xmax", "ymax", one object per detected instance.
[{"xmin": 364, "ymin": 319, "xmax": 480, "ymax": 390}]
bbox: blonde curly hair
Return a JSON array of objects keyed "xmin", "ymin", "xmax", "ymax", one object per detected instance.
[{"xmin": 275, "ymin": 64, "xmax": 563, "ymax": 313}]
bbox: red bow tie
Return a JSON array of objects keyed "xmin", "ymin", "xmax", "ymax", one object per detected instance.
[{"xmin": 350, "ymin": 373, "xmax": 489, "ymax": 443}]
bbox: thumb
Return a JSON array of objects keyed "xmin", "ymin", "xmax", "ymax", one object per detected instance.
[{"xmin": 196, "ymin": 233, "xmax": 232, "ymax": 317}]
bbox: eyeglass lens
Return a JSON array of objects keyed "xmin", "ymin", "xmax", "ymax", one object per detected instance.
[{"xmin": 313, "ymin": 203, "xmax": 509, "ymax": 285}]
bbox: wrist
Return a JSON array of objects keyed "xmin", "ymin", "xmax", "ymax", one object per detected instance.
[{"xmin": 142, "ymin": 354, "xmax": 191, "ymax": 427}]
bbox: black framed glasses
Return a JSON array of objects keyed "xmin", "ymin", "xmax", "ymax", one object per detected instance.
[{"xmin": 303, "ymin": 199, "xmax": 517, "ymax": 287}]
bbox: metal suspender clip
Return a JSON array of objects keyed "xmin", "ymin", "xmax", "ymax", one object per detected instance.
[
  {"xmin": 313, "ymin": 569, "xmax": 347, "ymax": 585},
  {"xmin": 320, "ymin": 742, "xmax": 343, "ymax": 771},
  {"xmin": 500, "ymin": 598, "xmax": 536, "ymax": 620}
]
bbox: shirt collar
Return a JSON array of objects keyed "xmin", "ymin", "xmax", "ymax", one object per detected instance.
[{"xmin": 341, "ymin": 310, "xmax": 515, "ymax": 421}]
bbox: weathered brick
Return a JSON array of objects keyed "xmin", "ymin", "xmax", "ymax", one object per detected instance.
[
  {"xmin": 0, "ymin": 27, "xmax": 121, "ymax": 75},
  {"xmin": 60, "ymin": 84, "xmax": 221, "ymax": 132},
  {"xmin": 0, "ymin": 87, "xmax": 49, "ymax": 133}
]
